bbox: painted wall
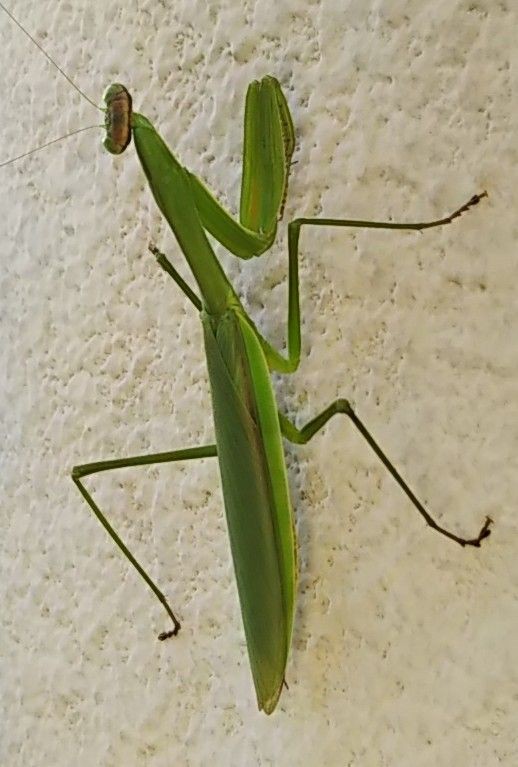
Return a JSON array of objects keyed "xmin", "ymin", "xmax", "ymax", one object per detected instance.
[{"xmin": 1, "ymin": 1, "xmax": 516, "ymax": 765}]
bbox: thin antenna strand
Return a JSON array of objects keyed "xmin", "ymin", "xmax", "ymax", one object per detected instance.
[
  {"xmin": 0, "ymin": 125, "xmax": 103, "ymax": 168},
  {"xmin": 0, "ymin": 1, "xmax": 102, "ymax": 111}
]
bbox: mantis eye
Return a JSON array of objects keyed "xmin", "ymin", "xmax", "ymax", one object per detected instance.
[{"xmin": 103, "ymin": 83, "xmax": 132, "ymax": 155}]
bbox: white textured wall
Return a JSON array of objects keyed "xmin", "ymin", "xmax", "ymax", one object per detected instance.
[{"xmin": 1, "ymin": 1, "xmax": 517, "ymax": 764}]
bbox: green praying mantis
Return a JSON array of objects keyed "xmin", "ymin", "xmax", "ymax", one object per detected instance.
[{"xmin": 2, "ymin": 3, "xmax": 492, "ymax": 715}]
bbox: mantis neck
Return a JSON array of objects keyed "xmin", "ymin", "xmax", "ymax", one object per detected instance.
[{"xmin": 132, "ymin": 112, "xmax": 237, "ymax": 316}]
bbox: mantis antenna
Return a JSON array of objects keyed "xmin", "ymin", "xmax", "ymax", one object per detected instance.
[
  {"xmin": 0, "ymin": 1, "xmax": 100, "ymax": 109},
  {"xmin": 0, "ymin": 125, "xmax": 104, "ymax": 168},
  {"xmin": 0, "ymin": 1, "xmax": 105, "ymax": 166}
]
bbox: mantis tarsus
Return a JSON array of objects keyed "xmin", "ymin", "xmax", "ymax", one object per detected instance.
[{"xmin": 2, "ymin": 3, "xmax": 492, "ymax": 715}]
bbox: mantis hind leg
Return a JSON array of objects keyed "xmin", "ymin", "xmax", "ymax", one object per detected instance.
[
  {"xmin": 71, "ymin": 444, "xmax": 218, "ymax": 638},
  {"xmin": 279, "ymin": 401, "xmax": 491, "ymax": 548}
]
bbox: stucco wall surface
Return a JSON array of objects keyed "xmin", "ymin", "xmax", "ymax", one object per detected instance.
[{"xmin": 1, "ymin": 1, "xmax": 517, "ymax": 765}]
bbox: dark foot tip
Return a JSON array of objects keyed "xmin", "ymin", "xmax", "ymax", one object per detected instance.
[
  {"xmin": 458, "ymin": 516, "xmax": 492, "ymax": 548},
  {"xmin": 158, "ymin": 626, "xmax": 180, "ymax": 641},
  {"xmin": 470, "ymin": 191, "xmax": 488, "ymax": 206},
  {"xmin": 471, "ymin": 516, "xmax": 492, "ymax": 547}
]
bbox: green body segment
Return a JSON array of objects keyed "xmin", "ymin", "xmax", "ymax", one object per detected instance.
[
  {"xmin": 129, "ymin": 77, "xmax": 297, "ymax": 712},
  {"xmin": 131, "ymin": 75, "xmax": 294, "ymax": 264},
  {"xmin": 203, "ymin": 307, "xmax": 296, "ymax": 713},
  {"xmin": 132, "ymin": 112, "xmax": 234, "ymax": 316},
  {"xmin": 187, "ymin": 173, "xmax": 272, "ymax": 259},
  {"xmin": 240, "ymin": 76, "xmax": 295, "ymax": 233},
  {"xmin": 188, "ymin": 77, "xmax": 294, "ymax": 260}
]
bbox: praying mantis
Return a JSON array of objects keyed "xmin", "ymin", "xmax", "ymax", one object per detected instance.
[{"xmin": 1, "ymin": 3, "xmax": 492, "ymax": 715}]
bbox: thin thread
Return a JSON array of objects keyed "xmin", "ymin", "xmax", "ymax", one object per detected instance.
[
  {"xmin": 0, "ymin": 124, "xmax": 103, "ymax": 168},
  {"xmin": 0, "ymin": 1, "xmax": 102, "ymax": 110}
]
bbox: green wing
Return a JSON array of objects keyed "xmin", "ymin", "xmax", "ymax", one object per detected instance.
[{"xmin": 202, "ymin": 307, "xmax": 296, "ymax": 714}]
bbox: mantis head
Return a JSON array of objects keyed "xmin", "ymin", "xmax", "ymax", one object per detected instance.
[{"xmin": 103, "ymin": 84, "xmax": 132, "ymax": 155}]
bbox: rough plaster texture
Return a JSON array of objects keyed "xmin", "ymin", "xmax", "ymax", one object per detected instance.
[{"xmin": 0, "ymin": 0, "xmax": 517, "ymax": 765}]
